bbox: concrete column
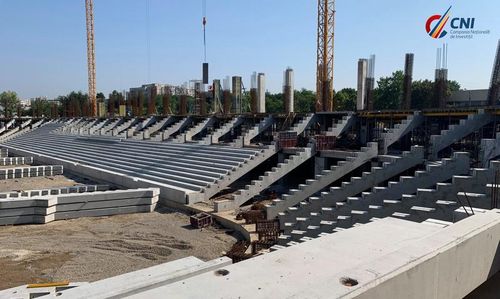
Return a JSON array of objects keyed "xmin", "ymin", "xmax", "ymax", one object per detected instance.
[
  {"xmin": 283, "ymin": 68, "xmax": 294, "ymax": 113},
  {"xmin": 314, "ymin": 157, "xmax": 327, "ymax": 175},
  {"xmin": 257, "ymin": 73, "xmax": 266, "ymax": 113},
  {"xmin": 357, "ymin": 59, "xmax": 368, "ymax": 110}
]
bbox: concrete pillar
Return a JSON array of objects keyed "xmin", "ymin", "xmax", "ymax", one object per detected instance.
[
  {"xmin": 179, "ymin": 95, "xmax": 188, "ymax": 115},
  {"xmin": 402, "ymin": 53, "xmax": 414, "ymax": 110},
  {"xmin": 213, "ymin": 79, "xmax": 222, "ymax": 113},
  {"xmin": 162, "ymin": 94, "xmax": 170, "ymax": 115},
  {"xmin": 232, "ymin": 76, "xmax": 242, "ymax": 114},
  {"xmin": 357, "ymin": 59, "xmax": 368, "ymax": 111},
  {"xmin": 314, "ymin": 157, "xmax": 327, "ymax": 175},
  {"xmin": 257, "ymin": 73, "xmax": 266, "ymax": 113},
  {"xmin": 250, "ymin": 72, "xmax": 258, "ymax": 113},
  {"xmin": 283, "ymin": 68, "xmax": 294, "ymax": 113}
]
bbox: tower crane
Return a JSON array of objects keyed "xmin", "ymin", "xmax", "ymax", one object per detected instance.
[
  {"xmin": 316, "ymin": 0, "xmax": 335, "ymax": 112},
  {"xmin": 86, "ymin": 0, "xmax": 97, "ymax": 117}
]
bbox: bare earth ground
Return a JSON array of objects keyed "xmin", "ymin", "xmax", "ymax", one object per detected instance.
[
  {"xmin": 0, "ymin": 208, "xmax": 238, "ymax": 290},
  {"xmin": 0, "ymin": 174, "xmax": 238, "ymax": 290}
]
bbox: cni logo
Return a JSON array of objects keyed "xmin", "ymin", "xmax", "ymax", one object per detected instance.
[{"xmin": 426, "ymin": 6, "xmax": 452, "ymax": 39}]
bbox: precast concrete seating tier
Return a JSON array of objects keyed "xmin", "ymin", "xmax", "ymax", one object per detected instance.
[
  {"xmin": 230, "ymin": 115, "xmax": 274, "ymax": 147},
  {"xmin": 1, "ymin": 119, "xmax": 48, "ymax": 143},
  {"xmin": 34, "ymin": 256, "xmax": 232, "ymax": 299},
  {"xmin": 266, "ymin": 142, "xmax": 379, "ymax": 219},
  {"xmin": 174, "ymin": 117, "xmax": 215, "ymax": 143},
  {"xmin": 151, "ymin": 117, "xmax": 191, "ymax": 141},
  {"xmin": 0, "ymin": 184, "xmax": 110, "ymax": 199},
  {"xmin": 278, "ymin": 153, "xmax": 474, "ymax": 244},
  {"xmin": 290, "ymin": 113, "xmax": 316, "ymax": 135},
  {"xmin": 0, "ymin": 283, "xmax": 87, "ymax": 299},
  {"xmin": 214, "ymin": 144, "xmax": 316, "ymax": 212},
  {"xmin": 0, "ymin": 156, "xmax": 33, "ymax": 166},
  {"xmin": 200, "ymin": 116, "xmax": 244, "ymax": 145},
  {"xmin": 0, "ymin": 148, "xmax": 7, "ymax": 158},
  {"xmin": 0, "ymin": 165, "xmax": 63, "ymax": 180},
  {"xmin": 429, "ymin": 109, "xmax": 494, "ymax": 160},
  {"xmin": 60, "ymin": 213, "xmax": 500, "ymax": 299},
  {"xmin": 381, "ymin": 111, "xmax": 423, "ymax": 154},
  {"xmin": 326, "ymin": 112, "xmax": 355, "ymax": 137},
  {"xmin": 0, "ymin": 188, "xmax": 159, "ymax": 226},
  {"xmin": 278, "ymin": 146, "xmax": 425, "ymax": 225},
  {"xmin": 1, "ymin": 124, "xmax": 277, "ymax": 204}
]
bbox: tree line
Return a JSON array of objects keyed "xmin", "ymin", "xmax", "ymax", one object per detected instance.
[{"xmin": 1, "ymin": 72, "xmax": 461, "ymax": 117}]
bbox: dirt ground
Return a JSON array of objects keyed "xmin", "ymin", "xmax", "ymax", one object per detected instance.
[
  {"xmin": 0, "ymin": 207, "xmax": 238, "ymax": 290},
  {"xmin": 0, "ymin": 173, "xmax": 238, "ymax": 290}
]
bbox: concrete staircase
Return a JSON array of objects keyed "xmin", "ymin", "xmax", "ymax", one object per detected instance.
[
  {"xmin": 381, "ymin": 112, "xmax": 423, "ymax": 154},
  {"xmin": 278, "ymin": 152, "xmax": 474, "ymax": 244},
  {"xmin": 231, "ymin": 115, "xmax": 274, "ymax": 147},
  {"xmin": 281, "ymin": 146, "xmax": 425, "ymax": 219},
  {"xmin": 100, "ymin": 118, "xmax": 123, "ymax": 135},
  {"xmin": 200, "ymin": 116, "xmax": 244, "ymax": 145},
  {"xmin": 214, "ymin": 144, "xmax": 316, "ymax": 212},
  {"xmin": 151, "ymin": 117, "xmax": 191, "ymax": 142},
  {"xmin": 429, "ymin": 110, "xmax": 493, "ymax": 159},
  {"xmin": 174, "ymin": 117, "xmax": 215, "ymax": 143},
  {"xmin": 111, "ymin": 118, "xmax": 139, "ymax": 137},
  {"xmin": 390, "ymin": 162, "xmax": 499, "ymax": 223},
  {"xmin": 290, "ymin": 113, "xmax": 316, "ymax": 135},
  {"xmin": 123, "ymin": 116, "xmax": 155, "ymax": 138},
  {"xmin": 79, "ymin": 119, "xmax": 100, "ymax": 134},
  {"xmin": 326, "ymin": 113, "xmax": 355, "ymax": 137},
  {"xmin": 89, "ymin": 119, "xmax": 111, "ymax": 135},
  {"xmin": 266, "ymin": 142, "xmax": 378, "ymax": 219},
  {"xmin": 479, "ymin": 132, "xmax": 500, "ymax": 167},
  {"xmin": 145, "ymin": 117, "xmax": 175, "ymax": 137}
]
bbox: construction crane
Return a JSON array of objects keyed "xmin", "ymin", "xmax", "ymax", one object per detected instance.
[
  {"xmin": 316, "ymin": 0, "xmax": 335, "ymax": 112},
  {"xmin": 86, "ymin": 0, "xmax": 97, "ymax": 117}
]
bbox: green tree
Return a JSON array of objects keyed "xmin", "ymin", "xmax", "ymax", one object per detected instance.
[
  {"xmin": 294, "ymin": 89, "xmax": 316, "ymax": 113},
  {"xmin": 335, "ymin": 88, "xmax": 356, "ymax": 111},
  {"xmin": 58, "ymin": 91, "xmax": 89, "ymax": 117},
  {"xmin": 0, "ymin": 91, "xmax": 21, "ymax": 118},
  {"xmin": 30, "ymin": 97, "xmax": 52, "ymax": 117},
  {"xmin": 265, "ymin": 92, "xmax": 283, "ymax": 113},
  {"xmin": 446, "ymin": 80, "xmax": 461, "ymax": 100},
  {"xmin": 373, "ymin": 70, "xmax": 404, "ymax": 110},
  {"xmin": 411, "ymin": 80, "xmax": 434, "ymax": 109},
  {"xmin": 96, "ymin": 92, "xmax": 105, "ymax": 100}
]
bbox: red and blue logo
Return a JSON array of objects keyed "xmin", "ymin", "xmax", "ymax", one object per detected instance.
[{"xmin": 426, "ymin": 6, "xmax": 452, "ymax": 39}]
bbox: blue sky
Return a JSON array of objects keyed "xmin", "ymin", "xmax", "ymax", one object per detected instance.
[{"xmin": 0, "ymin": 0, "xmax": 498, "ymax": 99}]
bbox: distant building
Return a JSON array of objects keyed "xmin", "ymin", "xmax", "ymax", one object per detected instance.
[
  {"xmin": 447, "ymin": 89, "xmax": 489, "ymax": 107},
  {"xmin": 127, "ymin": 83, "xmax": 190, "ymax": 101}
]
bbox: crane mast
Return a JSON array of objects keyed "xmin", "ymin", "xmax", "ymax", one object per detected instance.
[
  {"xmin": 86, "ymin": 0, "xmax": 97, "ymax": 117},
  {"xmin": 316, "ymin": 0, "xmax": 335, "ymax": 112}
]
